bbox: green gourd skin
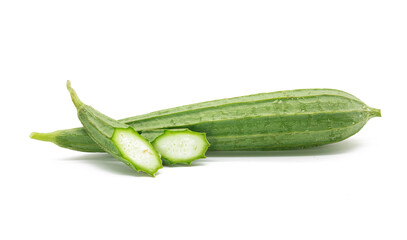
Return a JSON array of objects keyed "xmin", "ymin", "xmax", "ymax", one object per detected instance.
[
  {"xmin": 31, "ymin": 88, "xmax": 381, "ymax": 151},
  {"xmin": 66, "ymin": 81, "xmax": 162, "ymax": 176}
]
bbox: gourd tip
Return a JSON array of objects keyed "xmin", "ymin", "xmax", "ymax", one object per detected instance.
[
  {"xmin": 370, "ymin": 107, "xmax": 381, "ymax": 118},
  {"xmin": 30, "ymin": 132, "xmax": 56, "ymax": 142},
  {"xmin": 66, "ymin": 80, "xmax": 84, "ymax": 109},
  {"xmin": 29, "ymin": 132, "xmax": 36, "ymax": 139}
]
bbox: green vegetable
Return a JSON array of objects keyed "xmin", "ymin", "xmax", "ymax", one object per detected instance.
[
  {"xmin": 66, "ymin": 81, "xmax": 162, "ymax": 176},
  {"xmin": 141, "ymin": 129, "xmax": 210, "ymax": 165},
  {"xmin": 31, "ymin": 88, "xmax": 381, "ymax": 151}
]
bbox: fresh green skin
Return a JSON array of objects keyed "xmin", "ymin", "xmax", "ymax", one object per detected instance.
[
  {"xmin": 31, "ymin": 88, "xmax": 381, "ymax": 152},
  {"xmin": 143, "ymin": 129, "xmax": 210, "ymax": 165},
  {"xmin": 66, "ymin": 81, "xmax": 162, "ymax": 176}
]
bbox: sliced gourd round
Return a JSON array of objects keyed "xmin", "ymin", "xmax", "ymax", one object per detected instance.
[{"xmin": 152, "ymin": 129, "xmax": 210, "ymax": 165}]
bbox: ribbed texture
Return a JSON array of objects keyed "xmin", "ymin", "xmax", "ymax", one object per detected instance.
[{"xmin": 33, "ymin": 89, "xmax": 380, "ymax": 152}]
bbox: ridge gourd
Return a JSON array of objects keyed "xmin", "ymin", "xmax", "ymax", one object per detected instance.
[{"xmin": 31, "ymin": 88, "xmax": 381, "ymax": 151}]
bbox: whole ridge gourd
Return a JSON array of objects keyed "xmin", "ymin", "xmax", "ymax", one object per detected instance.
[{"xmin": 31, "ymin": 88, "xmax": 381, "ymax": 151}]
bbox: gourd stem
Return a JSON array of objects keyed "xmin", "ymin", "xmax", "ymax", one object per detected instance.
[
  {"xmin": 66, "ymin": 80, "xmax": 84, "ymax": 109},
  {"xmin": 369, "ymin": 107, "xmax": 381, "ymax": 118},
  {"xmin": 30, "ymin": 132, "xmax": 56, "ymax": 142}
]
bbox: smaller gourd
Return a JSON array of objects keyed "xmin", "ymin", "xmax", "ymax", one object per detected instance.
[{"xmin": 66, "ymin": 81, "xmax": 162, "ymax": 176}]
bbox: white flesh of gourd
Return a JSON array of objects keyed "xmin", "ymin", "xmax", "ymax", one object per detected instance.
[
  {"xmin": 113, "ymin": 129, "xmax": 161, "ymax": 172},
  {"xmin": 154, "ymin": 133, "xmax": 206, "ymax": 162}
]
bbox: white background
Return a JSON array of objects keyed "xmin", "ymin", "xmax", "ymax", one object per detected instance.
[{"xmin": 0, "ymin": 1, "xmax": 406, "ymax": 239}]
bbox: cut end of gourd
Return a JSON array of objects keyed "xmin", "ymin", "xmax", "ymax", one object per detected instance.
[
  {"xmin": 112, "ymin": 128, "xmax": 162, "ymax": 176},
  {"xmin": 66, "ymin": 80, "xmax": 85, "ymax": 109},
  {"xmin": 152, "ymin": 129, "xmax": 210, "ymax": 165},
  {"xmin": 30, "ymin": 132, "xmax": 56, "ymax": 142}
]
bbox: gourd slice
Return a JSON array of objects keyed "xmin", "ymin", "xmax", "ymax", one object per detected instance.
[{"xmin": 142, "ymin": 129, "xmax": 210, "ymax": 165}]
